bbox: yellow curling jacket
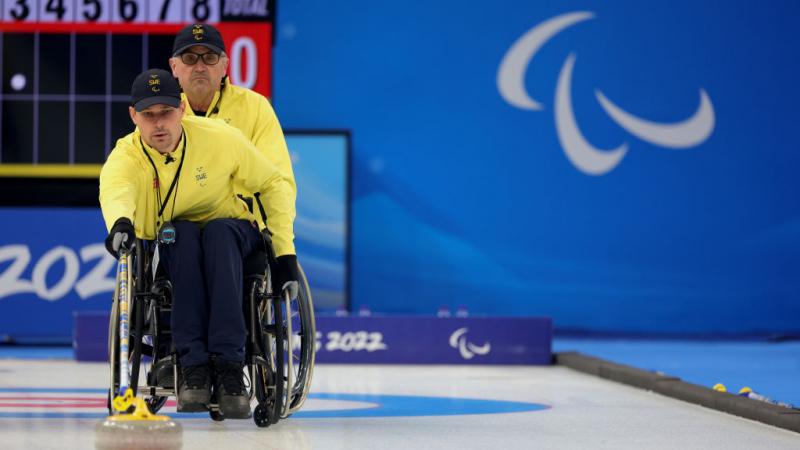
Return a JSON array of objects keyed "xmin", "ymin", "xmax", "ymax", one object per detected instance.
[
  {"xmin": 182, "ymin": 79, "xmax": 296, "ymax": 201},
  {"xmin": 99, "ymin": 115, "xmax": 296, "ymax": 256}
]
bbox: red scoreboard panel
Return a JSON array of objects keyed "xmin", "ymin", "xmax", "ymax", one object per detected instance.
[{"xmin": 0, "ymin": 0, "xmax": 274, "ymax": 167}]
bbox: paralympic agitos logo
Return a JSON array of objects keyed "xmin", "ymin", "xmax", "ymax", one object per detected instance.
[{"xmin": 498, "ymin": 12, "xmax": 715, "ymax": 175}]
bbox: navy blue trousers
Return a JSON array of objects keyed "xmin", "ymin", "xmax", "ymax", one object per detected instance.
[{"xmin": 160, "ymin": 219, "xmax": 261, "ymax": 367}]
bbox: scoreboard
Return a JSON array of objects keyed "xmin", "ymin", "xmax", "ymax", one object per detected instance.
[{"xmin": 0, "ymin": 0, "xmax": 274, "ymax": 167}]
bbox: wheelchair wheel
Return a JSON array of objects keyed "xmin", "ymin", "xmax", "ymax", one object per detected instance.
[
  {"xmin": 253, "ymin": 403, "xmax": 270, "ymax": 427},
  {"xmin": 253, "ymin": 262, "xmax": 315, "ymax": 424},
  {"xmin": 251, "ymin": 363, "xmax": 275, "ymax": 428},
  {"xmin": 286, "ymin": 263, "xmax": 316, "ymax": 413},
  {"xmin": 255, "ymin": 288, "xmax": 285, "ymax": 426}
]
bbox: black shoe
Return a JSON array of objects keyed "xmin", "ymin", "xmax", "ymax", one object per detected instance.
[
  {"xmin": 177, "ymin": 364, "xmax": 211, "ymax": 412},
  {"xmin": 214, "ymin": 359, "xmax": 251, "ymax": 419}
]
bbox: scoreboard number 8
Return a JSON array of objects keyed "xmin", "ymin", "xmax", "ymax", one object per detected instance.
[{"xmin": 193, "ymin": 0, "xmax": 210, "ymax": 21}]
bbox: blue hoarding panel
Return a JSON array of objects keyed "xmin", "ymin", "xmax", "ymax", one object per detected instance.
[
  {"xmin": 74, "ymin": 312, "xmax": 552, "ymax": 365},
  {"xmin": 0, "ymin": 208, "xmax": 110, "ymax": 341},
  {"xmin": 274, "ymin": 1, "xmax": 800, "ymax": 334}
]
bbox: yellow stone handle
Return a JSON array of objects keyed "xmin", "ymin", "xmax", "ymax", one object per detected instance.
[
  {"xmin": 112, "ymin": 388, "xmax": 135, "ymax": 412},
  {"xmin": 109, "ymin": 388, "xmax": 170, "ymax": 421}
]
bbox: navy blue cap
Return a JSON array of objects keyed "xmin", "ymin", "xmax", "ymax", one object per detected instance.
[
  {"xmin": 172, "ymin": 23, "xmax": 226, "ymax": 56},
  {"xmin": 130, "ymin": 69, "xmax": 181, "ymax": 111}
]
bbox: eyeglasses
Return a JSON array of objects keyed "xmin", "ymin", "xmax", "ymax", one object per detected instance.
[{"xmin": 180, "ymin": 52, "xmax": 220, "ymax": 66}]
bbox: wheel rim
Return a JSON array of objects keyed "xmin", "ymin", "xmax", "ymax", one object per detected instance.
[{"xmin": 288, "ymin": 263, "xmax": 315, "ymax": 410}]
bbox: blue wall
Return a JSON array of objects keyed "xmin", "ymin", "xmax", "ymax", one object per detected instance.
[{"xmin": 273, "ymin": 1, "xmax": 800, "ymax": 334}]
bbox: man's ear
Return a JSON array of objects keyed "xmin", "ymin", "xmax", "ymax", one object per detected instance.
[
  {"xmin": 169, "ymin": 57, "xmax": 179, "ymax": 77},
  {"xmin": 129, "ymin": 106, "xmax": 137, "ymax": 125}
]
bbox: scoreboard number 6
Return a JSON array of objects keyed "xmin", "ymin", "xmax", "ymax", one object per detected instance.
[{"xmin": 118, "ymin": 0, "xmax": 137, "ymax": 21}]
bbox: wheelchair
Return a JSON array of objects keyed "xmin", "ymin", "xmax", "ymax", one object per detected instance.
[{"xmin": 106, "ymin": 231, "xmax": 316, "ymax": 427}]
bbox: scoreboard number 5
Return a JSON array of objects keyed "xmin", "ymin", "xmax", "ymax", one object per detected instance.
[{"xmin": 83, "ymin": 0, "xmax": 102, "ymax": 21}]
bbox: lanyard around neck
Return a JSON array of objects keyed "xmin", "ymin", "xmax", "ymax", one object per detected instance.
[{"xmin": 140, "ymin": 129, "xmax": 187, "ymax": 220}]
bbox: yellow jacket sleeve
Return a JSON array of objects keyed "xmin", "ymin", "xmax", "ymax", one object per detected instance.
[
  {"xmin": 99, "ymin": 144, "xmax": 140, "ymax": 233},
  {"xmin": 251, "ymin": 98, "xmax": 297, "ymax": 200},
  {"xmin": 232, "ymin": 136, "xmax": 296, "ymax": 256}
]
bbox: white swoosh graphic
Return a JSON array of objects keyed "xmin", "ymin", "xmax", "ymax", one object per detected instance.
[
  {"xmin": 555, "ymin": 53, "xmax": 628, "ymax": 175},
  {"xmin": 449, "ymin": 327, "xmax": 491, "ymax": 359},
  {"xmin": 595, "ymin": 89, "xmax": 715, "ymax": 148},
  {"xmin": 466, "ymin": 342, "xmax": 491, "ymax": 356},
  {"xmin": 449, "ymin": 328, "xmax": 468, "ymax": 348},
  {"xmin": 497, "ymin": 11, "xmax": 594, "ymax": 110},
  {"xmin": 458, "ymin": 341, "xmax": 475, "ymax": 360}
]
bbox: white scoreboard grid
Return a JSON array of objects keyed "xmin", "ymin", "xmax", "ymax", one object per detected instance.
[{"xmin": 0, "ymin": 0, "xmax": 273, "ymax": 168}]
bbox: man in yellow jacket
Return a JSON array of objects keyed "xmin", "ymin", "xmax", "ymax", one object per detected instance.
[
  {"xmin": 100, "ymin": 68, "xmax": 299, "ymax": 419},
  {"xmin": 168, "ymin": 23, "xmax": 296, "ymax": 213}
]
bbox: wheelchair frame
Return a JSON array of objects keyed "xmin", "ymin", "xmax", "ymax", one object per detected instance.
[{"xmin": 107, "ymin": 237, "xmax": 316, "ymax": 427}]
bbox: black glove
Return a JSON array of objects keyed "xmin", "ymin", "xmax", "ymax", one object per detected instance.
[
  {"xmin": 273, "ymin": 254, "xmax": 300, "ymax": 299},
  {"xmin": 105, "ymin": 218, "xmax": 135, "ymax": 258}
]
